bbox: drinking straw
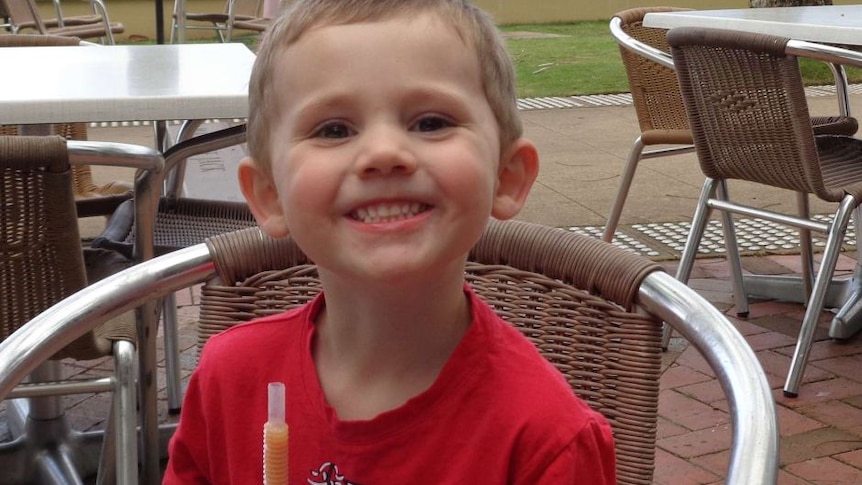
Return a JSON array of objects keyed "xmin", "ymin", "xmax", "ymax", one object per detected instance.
[{"xmin": 264, "ymin": 382, "xmax": 289, "ymax": 485}]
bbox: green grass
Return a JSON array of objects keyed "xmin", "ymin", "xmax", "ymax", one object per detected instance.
[
  {"xmin": 501, "ymin": 21, "xmax": 629, "ymax": 97},
  {"xmin": 501, "ymin": 21, "xmax": 862, "ymax": 98},
  {"xmin": 150, "ymin": 21, "xmax": 862, "ymax": 98}
]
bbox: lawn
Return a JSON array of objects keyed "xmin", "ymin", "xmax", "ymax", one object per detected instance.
[{"xmin": 499, "ymin": 21, "xmax": 862, "ymax": 98}]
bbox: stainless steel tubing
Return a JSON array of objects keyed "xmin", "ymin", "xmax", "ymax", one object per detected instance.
[{"xmin": 639, "ymin": 271, "xmax": 779, "ymax": 485}]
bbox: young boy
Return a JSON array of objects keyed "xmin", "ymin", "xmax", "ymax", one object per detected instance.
[{"xmin": 163, "ymin": 0, "xmax": 616, "ymax": 483}]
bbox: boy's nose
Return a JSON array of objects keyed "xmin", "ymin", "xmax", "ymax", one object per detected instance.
[{"xmin": 354, "ymin": 127, "xmax": 418, "ymax": 177}]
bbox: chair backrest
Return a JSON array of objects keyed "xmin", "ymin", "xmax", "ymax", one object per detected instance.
[
  {"xmin": 667, "ymin": 27, "xmax": 843, "ymax": 202},
  {"xmin": 0, "ymin": 136, "xmax": 84, "ymax": 338},
  {"xmin": 0, "ymin": 0, "xmax": 46, "ymax": 33},
  {"xmin": 0, "ymin": 135, "xmax": 132, "ymax": 359},
  {"xmin": 613, "ymin": 7, "xmax": 691, "ymax": 134},
  {"xmin": 200, "ymin": 221, "xmax": 665, "ymax": 485}
]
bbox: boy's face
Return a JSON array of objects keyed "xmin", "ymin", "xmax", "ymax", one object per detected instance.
[{"xmin": 240, "ymin": 12, "xmax": 537, "ymax": 283}]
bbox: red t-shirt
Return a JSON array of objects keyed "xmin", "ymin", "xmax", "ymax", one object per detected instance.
[{"xmin": 163, "ymin": 287, "xmax": 616, "ymax": 484}]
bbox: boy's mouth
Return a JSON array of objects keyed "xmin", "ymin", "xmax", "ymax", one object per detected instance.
[{"xmin": 350, "ymin": 202, "xmax": 430, "ymax": 224}]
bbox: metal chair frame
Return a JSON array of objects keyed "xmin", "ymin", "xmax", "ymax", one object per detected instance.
[
  {"xmin": 170, "ymin": 0, "xmax": 269, "ymax": 43},
  {"xmin": 0, "ymin": 136, "xmax": 165, "ymax": 485},
  {"xmin": 1, "ymin": 221, "xmax": 779, "ymax": 484},
  {"xmin": 667, "ymin": 27, "xmax": 862, "ymax": 397},
  {"xmin": 604, "ymin": 7, "xmax": 857, "ymax": 252},
  {"xmin": 603, "ymin": 7, "xmax": 697, "ymax": 244}
]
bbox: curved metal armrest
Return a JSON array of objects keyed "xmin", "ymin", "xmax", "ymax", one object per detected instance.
[
  {"xmin": 610, "ymin": 16, "xmax": 675, "ymax": 70},
  {"xmin": 68, "ymin": 140, "xmax": 164, "ymax": 172},
  {"xmin": 88, "ymin": 0, "xmax": 111, "ymax": 23},
  {"xmin": 0, "ymin": 239, "xmax": 780, "ymax": 484},
  {"xmin": 787, "ymin": 39, "xmax": 862, "ymax": 70},
  {"xmin": 0, "ymin": 244, "xmax": 216, "ymax": 402},
  {"xmin": 68, "ymin": 140, "xmax": 166, "ymax": 261},
  {"xmin": 162, "ymin": 122, "xmax": 248, "ymax": 196},
  {"xmin": 788, "ymin": 39, "xmax": 862, "ymax": 118},
  {"xmin": 638, "ymin": 271, "xmax": 779, "ymax": 485}
]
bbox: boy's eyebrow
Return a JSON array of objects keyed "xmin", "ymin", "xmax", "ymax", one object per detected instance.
[{"xmin": 293, "ymin": 85, "xmax": 476, "ymax": 116}]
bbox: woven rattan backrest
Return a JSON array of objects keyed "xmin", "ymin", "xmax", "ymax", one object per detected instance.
[
  {"xmin": 0, "ymin": 0, "xmax": 46, "ymax": 32},
  {"xmin": 615, "ymin": 7, "xmax": 691, "ymax": 133},
  {"xmin": 0, "ymin": 35, "xmax": 100, "ymax": 199},
  {"xmin": 668, "ymin": 27, "xmax": 838, "ymax": 201},
  {"xmin": 0, "ymin": 136, "xmax": 86, "ymax": 340},
  {"xmin": 202, "ymin": 220, "xmax": 664, "ymax": 485}
]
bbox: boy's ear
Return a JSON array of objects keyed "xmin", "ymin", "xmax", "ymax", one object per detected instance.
[
  {"xmin": 491, "ymin": 138, "xmax": 539, "ymax": 220},
  {"xmin": 238, "ymin": 157, "xmax": 291, "ymax": 238}
]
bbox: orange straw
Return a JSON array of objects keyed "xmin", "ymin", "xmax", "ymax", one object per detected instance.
[{"xmin": 264, "ymin": 382, "xmax": 288, "ymax": 485}]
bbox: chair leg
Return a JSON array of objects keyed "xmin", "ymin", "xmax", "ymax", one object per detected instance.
[
  {"xmin": 665, "ymin": 178, "xmax": 718, "ymax": 348},
  {"xmin": 163, "ymin": 293, "xmax": 184, "ymax": 413},
  {"xmin": 716, "ymin": 180, "xmax": 749, "ymax": 317},
  {"xmin": 603, "ymin": 137, "xmax": 646, "ymax": 242},
  {"xmin": 113, "ymin": 340, "xmax": 138, "ymax": 485},
  {"xmin": 796, "ymin": 192, "xmax": 815, "ymax": 299},
  {"xmin": 784, "ymin": 196, "xmax": 857, "ymax": 397}
]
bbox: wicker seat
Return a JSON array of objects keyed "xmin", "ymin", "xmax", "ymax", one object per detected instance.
[
  {"xmin": 668, "ymin": 27, "xmax": 862, "ymax": 398},
  {"xmin": 0, "ymin": 220, "xmax": 780, "ymax": 484},
  {"xmin": 195, "ymin": 221, "xmax": 777, "ymax": 485},
  {"xmin": 603, "ymin": 7, "xmax": 858, "ymax": 244},
  {"xmin": 171, "ymin": 0, "xmax": 270, "ymax": 43},
  {"xmin": 0, "ymin": 34, "xmax": 133, "ymax": 217},
  {"xmin": 0, "ymin": 0, "xmax": 123, "ymax": 43},
  {"xmin": 0, "ymin": 135, "xmax": 137, "ymax": 484}
]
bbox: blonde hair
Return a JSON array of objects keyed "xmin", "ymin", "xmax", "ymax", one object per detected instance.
[{"xmin": 247, "ymin": 0, "xmax": 522, "ymax": 173}]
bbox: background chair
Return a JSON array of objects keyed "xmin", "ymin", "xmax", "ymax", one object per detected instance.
[
  {"xmin": 603, "ymin": 7, "xmax": 858, "ymax": 244},
  {"xmin": 0, "ymin": 0, "xmax": 101, "ymax": 32},
  {"xmin": 170, "ymin": 0, "xmax": 269, "ymax": 43},
  {"xmin": 0, "ymin": 0, "xmax": 123, "ymax": 44},
  {"xmin": 602, "ymin": 7, "xmax": 696, "ymax": 244},
  {"xmin": 92, "ymin": 123, "xmax": 256, "ymax": 414},
  {"xmin": 0, "ymin": 135, "xmax": 140, "ymax": 484},
  {"xmin": 667, "ymin": 26, "xmax": 862, "ymax": 398},
  {"xmin": 1, "ymin": 220, "xmax": 779, "ymax": 484},
  {"xmin": 0, "ymin": 34, "xmax": 134, "ymax": 218}
]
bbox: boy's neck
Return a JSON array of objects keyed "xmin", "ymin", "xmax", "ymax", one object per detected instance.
[{"xmin": 311, "ymin": 268, "xmax": 472, "ymax": 421}]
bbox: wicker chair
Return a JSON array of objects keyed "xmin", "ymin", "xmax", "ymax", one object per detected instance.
[
  {"xmin": 92, "ymin": 123, "xmax": 256, "ymax": 414},
  {"xmin": 171, "ymin": 0, "xmax": 270, "ymax": 43},
  {"xmin": 0, "ymin": 34, "xmax": 133, "ymax": 217},
  {"xmin": 668, "ymin": 27, "xmax": 862, "ymax": 398},
  {"xmin": 1, "ymin": 220, "xmax": 779, "ymax": 484},
  {"xmin": 0, "ymin": 135, "xmax": 138, "ymax": 484},
  {"xmin": 0, "ymin": 0, "xmax": 123, "ymax": 43},
  {"xmin": 0, "ymin": 0, "xmax": 101, "ymax": 31},
  {"xmin": 603, "ymin": 7, "xmax": 858, "ymax": 244}
]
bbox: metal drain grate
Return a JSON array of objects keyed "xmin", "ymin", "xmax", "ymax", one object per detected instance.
[
  {"xmin": 517, "ymin": 83, "xmax": 862, "ymax": 111},
  {"xmin": 88, "ymin": 118, "xmax": 246, "ymax": 128},
  {"xmin": 565, "ymin": 214, "xmax": 857, "ymax": 260}
]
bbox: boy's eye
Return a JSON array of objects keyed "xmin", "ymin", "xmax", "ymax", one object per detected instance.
[
  {"xmin": 413, "ymin": 116, "xmax": 453, "ymax": 133},
  {"xmin": 314, "ymin": 122, "xmax": 353, "ymax": 139}
]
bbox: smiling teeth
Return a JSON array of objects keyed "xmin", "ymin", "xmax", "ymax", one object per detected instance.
[{"xmin": 353, "ymin": 203, "xmax": 425, "ymax": 223}]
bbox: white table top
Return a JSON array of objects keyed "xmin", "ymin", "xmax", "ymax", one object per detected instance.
[
  {"xmin": 0, "ymin": 43, "xmax": 255, "ymax": 124},
  {"xmin": 644, "ymin": 5, "xmax": 862, "ymax": 47}
]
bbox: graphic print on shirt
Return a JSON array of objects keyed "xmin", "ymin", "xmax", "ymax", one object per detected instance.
[{"xmin": 307, "ymin": 461, "xmax": 361, "ymax": 485}]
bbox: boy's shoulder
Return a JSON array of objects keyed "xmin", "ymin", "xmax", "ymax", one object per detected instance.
[
  {"xmin": 200, "ymin": 295, "xmax": 321, "ymax": 361},
  {"xmin": 469, "ymin": 294, "xmax": 598, "ymax": 415}
]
